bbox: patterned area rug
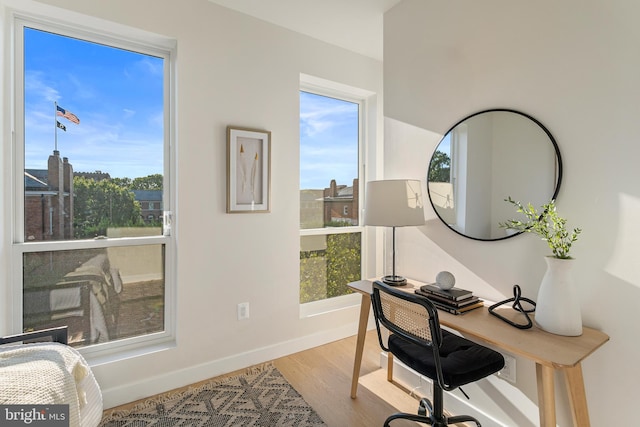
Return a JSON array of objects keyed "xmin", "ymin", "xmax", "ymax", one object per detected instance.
[{"xmin": 99, "ymin": 364, "xmax": 326, "ymax": 426}]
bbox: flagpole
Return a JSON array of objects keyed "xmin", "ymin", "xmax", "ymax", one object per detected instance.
[{"xmin": 54, "ymin": 101, "xmax": 58, "ymax": 152}]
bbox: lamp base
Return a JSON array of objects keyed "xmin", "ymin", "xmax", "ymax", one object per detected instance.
[{"xmin": 381, "ymin": 275, "xmax": 407, "ymax": 286}]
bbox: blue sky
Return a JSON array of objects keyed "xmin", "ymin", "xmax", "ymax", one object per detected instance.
[
  {"xmin": 439, "ymin": 133, "xmax": 451, "ymax": 156},
  {"xmin": 25, "ymin": 27, "xmax": 358, "ymax": 187},
  {"xmin": 299, "ymin": 91, "xmax": 359, "ymax": 190},
  {"xmin": 24, "ymin": 27, "xmax": 164, "ymax": 179}
]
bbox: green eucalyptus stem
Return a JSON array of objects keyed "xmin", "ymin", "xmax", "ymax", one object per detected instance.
[{"xmin": 499, "ymin": 197, "xmax": 582, "ymax": 259}]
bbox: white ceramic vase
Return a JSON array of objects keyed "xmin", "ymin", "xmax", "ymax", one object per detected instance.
[{"xmin": 535, "ymin": 256, "xmax": 583, "ymax": 336}]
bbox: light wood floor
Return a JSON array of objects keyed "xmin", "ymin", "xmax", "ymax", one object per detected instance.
[
  {"xmin": 273, "ymin": 329, "xmax": 424, "ymax": 426},
  {"xmin": 104, "ymin": 330, "xmax": 439, "ymax": 426}
]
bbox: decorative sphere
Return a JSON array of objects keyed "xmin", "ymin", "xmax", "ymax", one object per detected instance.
[{"xmin": 435, "ymin": 271, "xmax": 456, "ymax": 290}]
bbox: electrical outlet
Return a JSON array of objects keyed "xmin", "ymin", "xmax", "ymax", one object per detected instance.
[
  {"xmin": 237, "ymin": 302, "xmax": 250, "ymax": 320},
  {"xmin": 498, "ymin": 353, "xmax": 516, "ymax": 383}
]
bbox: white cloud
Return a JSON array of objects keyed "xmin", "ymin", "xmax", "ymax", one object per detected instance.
[{"xmin": 25, "ymin": 71, "xmax": 60, "ymax": 103}]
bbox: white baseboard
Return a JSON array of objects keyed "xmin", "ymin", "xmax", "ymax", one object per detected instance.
[
  {"xmin": 101, "ymin": 321, "xmax": 359, "ymax": 409},
  {"xmin": 102, "ymin": 326, "xmax": 537, "ymax": 427}
]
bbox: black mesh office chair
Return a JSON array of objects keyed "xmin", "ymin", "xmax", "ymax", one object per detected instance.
[{"xmin": 371, "ymin": 281, "xmax": 505, "ymax": 427}]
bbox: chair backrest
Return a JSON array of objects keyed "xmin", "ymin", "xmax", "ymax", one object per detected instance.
[{"xmin": 371, "ymin": 280, "xmax": 442, "ymax": 351}]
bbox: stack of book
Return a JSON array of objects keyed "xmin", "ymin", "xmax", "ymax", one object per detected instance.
[{"xmin": 415, "ymin": 283, "xmax": 484, "ymax": 315}]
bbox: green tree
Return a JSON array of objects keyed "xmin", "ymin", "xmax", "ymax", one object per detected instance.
[
  {"xmin": 428, "ymin": 150, "xmax": 451, "ymax": 182},
  {"xmin": 73, "ymin": 176, "xmax": 143, "ymax": 238},
  {"xmin": 325, "ymin": 233, "xmax": 360, "ymax": 298},
  {"xmin": 111, "ymin": 177, "xmax": 132, "ymax": 188},
  {"xmin": 131, "ymin": 174, "xmax": 163, "ymax": 190},
  {"xmin": 299, "ymin": 232, "xmax": 360, "ymax": 303},
  {"xmin": 300, "ymin": 251, "xmax": 327, "ymax": 303}
]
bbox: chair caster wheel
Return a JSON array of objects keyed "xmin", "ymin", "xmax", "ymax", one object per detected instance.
[{"xmin": 418, "ymin": 398, "xmax": 430, "ymax": 416}]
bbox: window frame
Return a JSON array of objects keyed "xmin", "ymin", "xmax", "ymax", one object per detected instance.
[
  {"xmin": 8, "ymin": 11, "xmax": 177, "ymax": 361},
  {"xmin": 299, "ymin": 74, "xmax": 373, "ymax": 316}
]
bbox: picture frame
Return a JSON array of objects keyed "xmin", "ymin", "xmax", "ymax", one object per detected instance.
[{"xmin": 226, "ymin": 126, "xmax": 271, "ymax": 213}]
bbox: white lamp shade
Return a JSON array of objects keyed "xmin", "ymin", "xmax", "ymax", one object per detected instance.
[{"xmin": 364, "ymin": 179, "xmax": 425, "ymax": 227}]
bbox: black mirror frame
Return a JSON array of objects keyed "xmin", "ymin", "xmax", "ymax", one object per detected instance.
[{"xmin": 427, "ymin": 108, "xmax": 563, "ymax": 241}]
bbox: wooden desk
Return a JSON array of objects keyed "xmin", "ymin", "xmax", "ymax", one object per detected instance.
[{"xmin": 348, "ymin": 279, "xmax": 609, "ymax": 427}]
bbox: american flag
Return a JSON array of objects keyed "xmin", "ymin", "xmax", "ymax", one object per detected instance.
[{"xmin": 56, "ymin": 105, "xmax": 80, "ymax": 124}]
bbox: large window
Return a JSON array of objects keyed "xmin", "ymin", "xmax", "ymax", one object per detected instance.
[
  {"xmin": 299, "ymin": 87, "xmax": 363, "ymax": 304},
  {"xmin": 13, "ymin": 17, "xmax": 175, "ymax": 353}
]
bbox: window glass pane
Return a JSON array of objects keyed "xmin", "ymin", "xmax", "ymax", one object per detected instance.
[
  {"xmin": 299, "ymin": 91, "xmax": 359, "ymax": 229},
  {"xmin": 300, "ymin": 232, "xmax": 360, "ymax": 303},
  {"xmin": 23, "ymin": 245, "xmax": 165, "ymax": 346},
  {"xmin": 299, "ymin": 89, "xmax": 361, "ymax": 305},
  {"xmin": 23, "ymin": 27, "xmax": 164, "ymax": 241},
  {"xmin": 18, "ymin": 21, "xmax": 171, "ymax": 352}
]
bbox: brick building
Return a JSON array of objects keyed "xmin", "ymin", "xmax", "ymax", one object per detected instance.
[
  {"xmin": 132, "ymin": 190, "xmax": 163, "ymax": 223},
  {"xmin": 25, "ymin": 150, "xmax": 74, "ymax": 241},
  {"xmin": 323, "ymin": 178, "xmax": 359, "ymax": 226}
]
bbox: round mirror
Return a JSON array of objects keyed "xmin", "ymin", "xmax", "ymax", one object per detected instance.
[{"xmin": 427, "ymin": 109, "xmax": 562, "ymax": 241}]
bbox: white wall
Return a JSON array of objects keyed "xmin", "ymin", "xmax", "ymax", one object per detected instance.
[
  {"xmin": 0, "ymin": 0, "xmax": 383, "ymax": 408},
  {"xmin": 385, "ymin": 0, "xmax": 640, "ymax": 425}
]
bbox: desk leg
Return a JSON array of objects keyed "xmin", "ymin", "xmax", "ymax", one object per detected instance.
[
  {"xmin": 350, "ymin": 293, "xmax": 371, "ymax": 399},
  {"xmin": 536, "ymin": 363, "xmax": 556, "ymax": 427},
  {"xmin": 563, "ymin": 363, "xmax": 591, "ymax": 427}
]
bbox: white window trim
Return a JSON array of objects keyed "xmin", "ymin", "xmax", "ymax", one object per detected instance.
[
  {"xmin": 5, "ymin": 5, "xmax": 178, "ymax": 362},
  {"xmin": 299, "ymin": 74, "xmax": 376, "ymax": 317}
]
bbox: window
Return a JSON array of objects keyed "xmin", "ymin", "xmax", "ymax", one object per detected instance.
[
  {"xmin": 427, "ymin": 132, "xmax": 455, "ymax": 225},
  {"xmin": 13, "ymin": 16, "xmax": 175, "ymax": 355},
  {"xmin": 299, "ymin": 84, "xmax": 364, "ymax": 305}
]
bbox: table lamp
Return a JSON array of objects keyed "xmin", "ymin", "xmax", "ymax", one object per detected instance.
[{"xmin": 364, "ymin": 179, "xmax": 425, "ymax": 286}]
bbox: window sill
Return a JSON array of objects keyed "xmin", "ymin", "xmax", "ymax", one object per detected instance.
[{"xmin": 299, "ymin": 292, "xmax": 361, "ymax": 318}]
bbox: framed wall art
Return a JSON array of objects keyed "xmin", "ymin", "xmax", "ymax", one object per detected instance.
[{"xmin": 226, "ymin": 126, "xmax": 271, "ymax": 213}]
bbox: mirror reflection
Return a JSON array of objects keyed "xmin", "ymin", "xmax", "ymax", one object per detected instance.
[{"xmin": 427, "ymin": 109, "xmax": 562, "ymax": 241}]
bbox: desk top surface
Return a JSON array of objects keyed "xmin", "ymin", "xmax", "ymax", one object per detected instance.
[{"xmin": 349, "ymin": 279, "xmax": 609, "ymax": 368}]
